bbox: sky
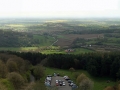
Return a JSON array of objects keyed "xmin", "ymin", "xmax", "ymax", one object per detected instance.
[{"xmin": 0, "ymin": 0, "xmax": 120, "ymax": 18}]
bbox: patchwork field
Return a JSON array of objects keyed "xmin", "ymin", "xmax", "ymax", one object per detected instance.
[{"xmin": 55, "ymin": 34, "xmax": 104, "ymax": 47}]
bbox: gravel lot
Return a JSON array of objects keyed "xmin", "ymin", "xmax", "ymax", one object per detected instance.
[{"xmin": 51, "ymin": 76, "xmax": 72, "ymax": 90}]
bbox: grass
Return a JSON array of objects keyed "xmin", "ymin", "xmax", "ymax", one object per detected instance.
[
  {"xmin": 73, "ymin": 48, "xmax": 93, "ymax": 54},
  {"xmin": 0, "ymin": 46, "xmax": 94, "ymax": 54},
  {"xmin": 41, "ymin": 50, "xmax": 65, "ymax": 54},
  {"xmin": 0, "ymin": 47, "xmax": 38, "ymax": 52},
  {"xmin": 44, "ymin": 67, "xmax": 116, "ymax": 90},
  {"xmin": 33, "ymin": 35, "xmax": 55, "ymax": 46}
]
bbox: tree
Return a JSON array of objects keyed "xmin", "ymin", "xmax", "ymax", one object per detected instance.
[
  {"xmin": 116, "ymin": 69, "xmax": 120, "ymax": 79},
  {"xmin": 6, "ymin": 60, "xmax": 18, "ymax": 72},
  {"xmin": 87, "ymin": 58, "xmax": 98, "ymax": 76},
  {"xmin": 69, "ymin": 67, "xmax": 75, "ymax": 74},
  {"xmin": 73, "ymin": 72, "xmax": 80, "ymax": 79},
  {"xmin": 8, "ymin": 57, "xmax": 25, "ymax": 73},
  {"xmin": 74, "ymin": 59, "xmax": 79, "ymax": 69},
  {"xmin": 7, "ymin": 72, "xmax": 25, "ymax": 89},
  {"xmin": 0, "ymin": 82, "xmax": 8, "ymax": 90},
  {"xmin": 117, "ymin": 84, "xmax": 120, "ymax": 90},
  {"xmin": 110, "ymin": 57, "xmax": 120, "ymax": 79},
  {"xmin": 0, "ymin": 60, "xmax": 8, "ymax": 78},
  {"xmin": 76, "ymin": 73, "xmax": 88, "ymax": 84},
  {"xmin": 33, "ymin": 65, "xmax": 45, "ymax": 80},
  {"xmin": 79, "ymin": 79, "xmax": 94, "ymax": 90},
  {"xmin": 76, "ymin": 73, "xmax": 94, "ymax": 90}
]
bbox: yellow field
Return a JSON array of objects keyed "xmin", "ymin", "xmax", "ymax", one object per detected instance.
[
  {"xmin": 45, "ymin": 20, "xmax": 68, "ymax": 23},
  {"xmin": 6, "ymin": 24, "xmax": 25, "ymax": 27}
]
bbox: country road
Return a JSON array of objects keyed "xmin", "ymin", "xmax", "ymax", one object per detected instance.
[
  {"xmin": 51, "ymin": 76, "xmax": 72, "ymax": 90},
  {"xmin": 50, "ymin": 39, "xmax": 58, "ymax": 46}
]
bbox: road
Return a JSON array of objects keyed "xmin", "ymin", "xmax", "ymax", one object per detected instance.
[{"xmin": 51, "ymin": 76, "xmax": 72, "ymax": 90}]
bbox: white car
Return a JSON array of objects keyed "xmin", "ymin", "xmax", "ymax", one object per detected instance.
[
  {"xmin": 56, "ymin": 80, "xmax": 59, "ymax": 86},
  {"xmin": 56, "ymin": 80, "xmax": 58, "ymax": 82},
  {"xmin": 63, "ymin": 76, "xmax": 68, "ymax": 79},
  {"xmin": 62, "ymin": 82, "xmax": 65, "ymax": 86},
  {"xmin": 69, "ymin": 82, "xmax": 74, "ymax": 86}
]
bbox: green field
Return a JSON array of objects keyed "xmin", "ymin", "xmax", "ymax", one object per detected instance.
[
  {"xmin": 73, "ymin": 48, "xmax": 93, "ymax": 54},
  {"xmin": 0, "ymin": 47, "xmax": 38, "ymax": 52},
  {"xmin": 0, "ymin": 46, "xmax": 93, "ymax": 54},
  {"xmin": 45, "ymin": 67, "xmax": 116, "ymax": 90},
  {"xmin": 33, "ymin": 35, "xmax": 55, "ymax": 46}
]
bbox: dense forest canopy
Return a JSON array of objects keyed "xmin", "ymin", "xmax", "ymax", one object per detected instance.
[{"xmin": 1, "ymin": 51, "xmax": 119, "ymax": 80}]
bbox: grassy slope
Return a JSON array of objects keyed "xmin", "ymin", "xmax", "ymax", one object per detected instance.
[
  {"xmin": 33, "ymin": 35, "xmax": 55, "ymax": 46},
  {"xmin": 45, "ymin": 67, "xmax": 116, "ymax": 90}
]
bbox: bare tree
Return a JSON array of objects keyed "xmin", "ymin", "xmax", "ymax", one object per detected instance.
[{"xmin": 69, "ymin": 67, "xmax": 75, "ymax": 74}]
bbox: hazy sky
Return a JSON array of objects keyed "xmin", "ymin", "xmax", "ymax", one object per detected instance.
[{"xmin": 0, "ymin": 0, "xmax": 120, "ymax": 18}]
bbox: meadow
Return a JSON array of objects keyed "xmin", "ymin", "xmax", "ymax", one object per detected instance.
[{"xmin": 0, "ymin": 46, "xmax": 93, "ymax": 54}]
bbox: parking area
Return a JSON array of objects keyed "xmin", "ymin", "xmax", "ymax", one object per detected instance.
[{"xmin": 51, "ymin": 76, "xmax": 72, "ymax": 90}]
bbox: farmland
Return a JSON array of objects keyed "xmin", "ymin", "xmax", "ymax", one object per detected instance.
[{"xmin": 0, "ymin": 18, "xmax": 120, "ymax": 53}]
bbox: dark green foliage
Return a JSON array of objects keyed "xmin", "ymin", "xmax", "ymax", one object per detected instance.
[
  {"xmin": 0, "ymin": 79, "xmax": 15, "ymax": 90},
  {"xmin": 7, "ymin": 72, "xmax": 25, "ymax": 89},
  {"xmin": 0, "ymin": 60, "xmax": 8, "ymax": 78},
  {"xmin": 0, "ymin": 29, "xmax": 54, "ymax": 47},
  {"xmin": 33, "ymin": 65, "xmax": 45, "ymax": 80},
  {"xmin": 110, "ymin": 57, "xmax": 120, "ymax": 78},
  {"xmin": 1, "ymin": 51, "xmax": 120, "ymax": 80}
]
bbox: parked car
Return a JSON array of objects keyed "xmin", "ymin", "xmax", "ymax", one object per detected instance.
[
  {"xmin": 45, "ymin": 81, "xmax": 51, "ymax": 87},
  {"xmin": 68, "ymin": 80, "xmax": 73, "ymax": 83},
  {"xmin": 59, "ymin": 82, "xmax": 62, "ymax": 86},
  {"xmin": 56, "ymin": 82, "xmax": 59, "ymax": 86},
  {"xmin": 62, "ymin": 82, "xmax": 65, "ymax": 86},
  {"xmin": 69, "ymin": 82, "xmax": 74, "ymax": 86},
  {"xmin": 64, "ymin": 76, "xmax": 70, "ymax": 80},
  {"xmin": 58, "ymin": 80, "xmax": 63, "ymax": 86},
  {"xmin": 47, "ymin": 75, "xmax": 52, "ymax": 77},
  {"xmin": 63, "ymin": 76, "xmax": 68, "ymax": 79},
  {"xmin": 46, "ymin": 77, "xmax": 51, "ymax": 81},
  {"xmin": 55, "ymin": 80, "xmax": 59, "ymax": 86},
  {"xmin": 57, "ymin": 73, "xmax": 60, "ymax": 76},
  {"xmin": 72, "ymin": 84, "xmax": 78, "ymax": 89}
]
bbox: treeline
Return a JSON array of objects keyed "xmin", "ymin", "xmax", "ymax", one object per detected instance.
[
  {"xmin": 2, "ymin": 51, "xmax": 120, "ymax": 80},
  {"xmin": 67, "ymin": 29, "xmax": 117, "ymax": 34},
  {"xmin": 0, "ymin": 29, "xmax": 50, "ymax": 47},
  {"xmin": 46, "ymin": 52, "xmax": 120, "ymax": 80}
]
